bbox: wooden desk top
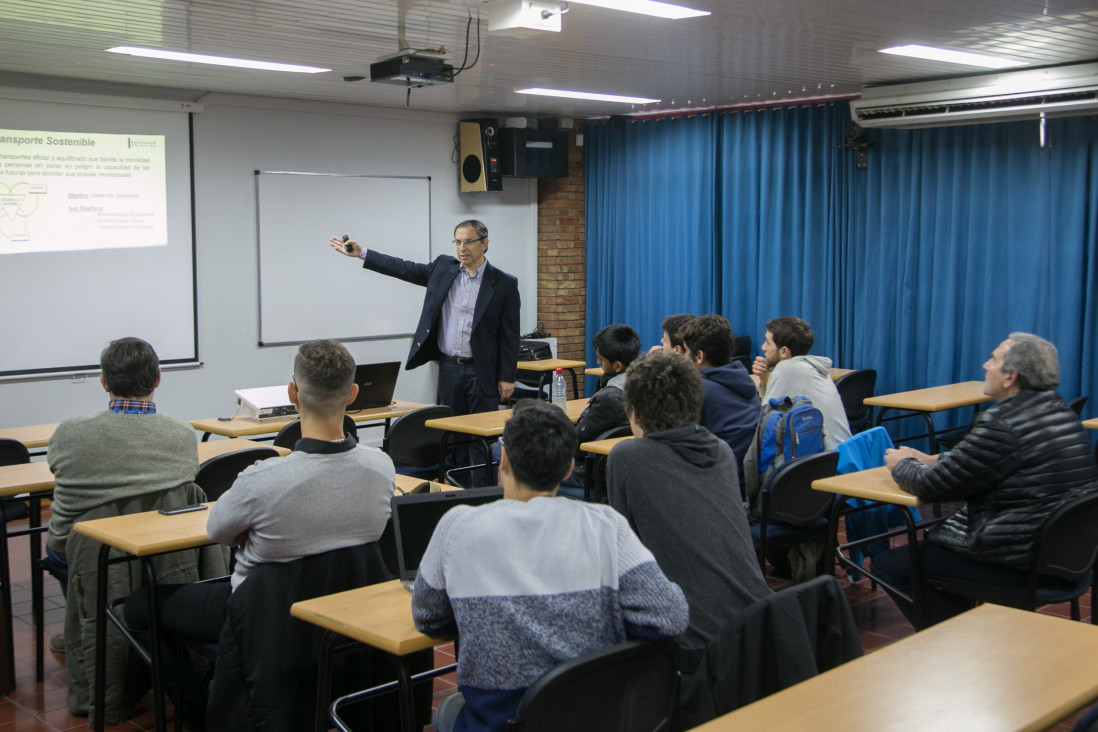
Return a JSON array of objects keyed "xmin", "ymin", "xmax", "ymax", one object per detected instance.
[
  {"xmin": 0, "ymin": 439, "xmax": 288, "ymax": 499},
  {"xmin": 515, "ymin": 359, "xmax": 587, "ymax": 372},
  {"xmin": 291, "ymin": 579, "xmax": 452, "ymax": 656},
  {"xmin": 1083, "ymin": 418, "xmax": 1098, "ymax": 430},
  {"xmin": 692, "ymin": 604, "xmax": 1098, "ymax": 732},
  {"xmin": 579, "ymin": 436, "xmax": 633, "ymax": 456},
  {"xmin": 811, "ymin": 466, "xmax": 922, "ymax": 507},
  {"xmin": 863, "ymin": 381, "xmax": 991, "ymax": 412},
  {"xmin": 585, "ymin": 367, "xmax": 604, "ymax": 376},
  {"xmin": 425, "ymin": 399, "xmax": 590, "ymax": 437},
  {"xmin": 73, "ymin": 502, "xmax": 215, "ymax": 556},
  {"xmin": 0, "ymin": 423, "xmax": 59, "ymax": 450},
  {"xmin": 829, "ymin": 368, "xmax": 855, "ymax": 380},
  {"xmin": 189, "ymin": 400, "xmax": 429, "ymax": 438},
  {"xmin": 393, "ymin": 474, "xmax": 452, "ymax": 494}
]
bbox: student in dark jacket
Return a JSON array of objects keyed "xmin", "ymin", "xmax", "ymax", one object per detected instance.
[
  {"xmin": 678, "ymin": 314, "xmax": 761, "ymax": 484},
  {"xmin": 873, "ymin": 332, "xmax": 1098, "ymax": 627},
  {"xmin": 559, "ymin": 324, "xmax": 641, "ymax": 498}
]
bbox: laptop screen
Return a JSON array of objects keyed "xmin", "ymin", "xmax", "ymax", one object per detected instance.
[
  {"xmin": 391, "ymin": 486, "xmax": 503, "ymax": 582},
  {"xmin": 347, "ymin": 361, "xmax": 401, "ymax": 410}
]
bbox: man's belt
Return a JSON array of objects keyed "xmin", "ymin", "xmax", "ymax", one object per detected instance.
[{"xmin": 440, "ymin": 354, "xmax": 475, "ymax": 365}]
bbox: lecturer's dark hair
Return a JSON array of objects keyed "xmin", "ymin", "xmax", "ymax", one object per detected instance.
[
  {"xmin": 502, "ymin": 403, "xmax": 578, "ymax": 492},
  {"xmin": 454, "ymin": 219, "xmax": 489, "ymax": 240},
  {"xmin": 100, "ymin": 338, "xmax": 160, "ymax": 398}
]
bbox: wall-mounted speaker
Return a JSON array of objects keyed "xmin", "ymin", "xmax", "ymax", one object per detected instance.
[{"xmin": 459, "ymin": 118, "xmax": 502, "ymax": 192}]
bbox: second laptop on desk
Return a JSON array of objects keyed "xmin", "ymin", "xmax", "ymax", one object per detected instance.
[{"xmin": 391, "ymin": 487, "xmax": 503, "ymax": 590}]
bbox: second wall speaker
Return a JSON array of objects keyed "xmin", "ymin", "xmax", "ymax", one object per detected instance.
[{"xmin": 459, "ymin": 118, "xmax": 503, "ymax": 192}]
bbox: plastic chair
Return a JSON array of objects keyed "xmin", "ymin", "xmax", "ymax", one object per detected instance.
[
  {"xmin": 273, "ymin": 415, "xmax": 358, "ymax": 450},
  {"xmin": 834, "ymin": 369, "xmax": 877, "ymax": 434},
  {"xmin": 383, "ymin": 405, "xmax": 455, "ymax": 480},
  {"xmin": 930, "ymin": 490, "xmax": 1098, "ymax": 624},
  {"xmin": 750, "ymin": 451, "xmax": 840, "ymax": 576},
  {"xmin": 505, "ymin": 639, "xmax": 678, "ymax": 732},
  {"xmin": 1068, "ymin": 395, "xmax": 1088, "ymax": 417},
  {"xmin": 195, "ymin": 447, "xmax": 280, "ymax": 501},
  {"xmin": 0, "ymin": 439, "xmax": 31, "ymax": 521},
  {"xmin": 584, "ymin": 424, "xmax": 633, "ymax": 503}
]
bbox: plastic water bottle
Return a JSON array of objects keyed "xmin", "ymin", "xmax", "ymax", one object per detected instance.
[{"xmin": 551, "ymin": 367, "xmax": 568, "ymax": 412}]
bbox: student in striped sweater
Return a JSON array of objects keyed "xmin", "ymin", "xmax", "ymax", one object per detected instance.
[{"xmin": 412, "ymin": 402, "xmax": 689, "ymax": 732}]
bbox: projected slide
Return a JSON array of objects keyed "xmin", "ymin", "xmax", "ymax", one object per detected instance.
[{"xmin": 0, "ymin": 128, "xmax": 167, "ymax": 254}]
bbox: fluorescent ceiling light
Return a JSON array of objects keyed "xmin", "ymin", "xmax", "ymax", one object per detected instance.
[
  {"xmin": 106, "ymin": 46, "xmax": 330, "ymax": 73},
  {"xmin": 879, "ymin": 45, "xmax": 1027, "ymax": 70},
  {"xmin": 568, "ymin": 0, "xmax": 709, "ymax": 20},
  {"xmin": 517, "ymin": 87, "xmax": 660, "ymax": 104}
]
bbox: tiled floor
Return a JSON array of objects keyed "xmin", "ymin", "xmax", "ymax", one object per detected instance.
[{"xmin": 0, "ymin": 513, "xmax": 1091, "ymax": 731}]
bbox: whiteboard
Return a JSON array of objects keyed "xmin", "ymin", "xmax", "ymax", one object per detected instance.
[{"xmin": 255, "ymin": 171, "xmax": 431, "ymax": 345}]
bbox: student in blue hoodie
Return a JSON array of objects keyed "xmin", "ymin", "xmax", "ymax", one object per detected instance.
[{"xmin": 678, "ymin": 314, "xmax": 761, "ymax": 483}]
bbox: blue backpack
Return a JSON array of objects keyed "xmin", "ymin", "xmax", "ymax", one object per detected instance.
[{"xmin": 757, "ymin": 395, "xmax": 826, "ymax": 484}]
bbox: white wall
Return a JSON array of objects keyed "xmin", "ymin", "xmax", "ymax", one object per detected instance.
[{"xmin": 0, "ymin": 92, "xmax": 539, "ymax": 434}]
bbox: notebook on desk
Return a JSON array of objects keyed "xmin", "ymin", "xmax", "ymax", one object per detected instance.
[
  {"xmin": 347, "ymin": 361, "xmax": 401, "ymax": 410},
  {"xmin": 391, "ymin": 486, "xmax": 504, "ymax": 591}
]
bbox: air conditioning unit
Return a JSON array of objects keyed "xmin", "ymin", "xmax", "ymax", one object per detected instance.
[{"xmin": 850, "ymin": 62, "xmax": 1098, "ymax": 129}]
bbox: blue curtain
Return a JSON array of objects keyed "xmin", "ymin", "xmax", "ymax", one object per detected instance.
[{"xmin": 584, "ymin": 104, "xmax": 1098, "ymax": 420}]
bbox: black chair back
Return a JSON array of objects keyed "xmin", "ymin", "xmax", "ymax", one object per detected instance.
[
  {"xmin": 760, "ymin": 451, "xmax": 840, "ymax": 527},
  {"xmin": 383, "ymin": 405, "xmax": 455, "ymax": 468},
  {"xmin": 1068, "ymin": 395, "xmax": 1088, "ymax": 417},
  {"xmin": 732, "ymin": 334, "xmax": 753, "ymax": 359},
  {"xmin": 273, "ymin": 415, "xmax": 358, "ymax": 450},
  {"xmin": 834, "ymin": 369, "xmax": 877, "ymax": 433},
  {"xmin": 1033, "ymin": 490, "xmax": 1098, "ymax": 584},
  {"xmin": 0, "ymin": 438, "xmax": 30, "ymax": 466},
  {"xmin": 506, "ymin": 639, "xmax": 678, "ymax": 732},
  {"xmin": 195, "ymin": 447, "xmax": 280, "ymax": 501}
]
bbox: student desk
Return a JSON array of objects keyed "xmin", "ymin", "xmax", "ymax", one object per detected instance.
[
  {"xmin": 290, "ymin": 579, "xmax": 454, "ymax": 732},
  {"xmin": 75, "ymin": 504, "xmax": 218, "ymax": 732},
  {"xmin": 515, "ymin": 359, "xmax": 586, "ymax": 400},
  {"xmin": 0, "ymin": 422, "xmax": 58, "ymax": 456},
  {"xmin": 692, "ymin": 603, "xmax": 1098, "ymax": 732},
  {"xmin": 189, "ymin": 400, "xmax": 429, "ymax": 442},
  {"xmin": 0, "ymin": 439, "xmax": 286, "ymax": 692},
  {"xmin": 424, "ymin": 399, "xmax": 590, "ymax": 484},
  {"xmin": 812, "ymin": 466, "xmax": 930, "ymax": 627},
  {"xmin": 579, "ymin": 436, "xmax": 633, "ymax": 502},
  {"xmin": 863, "ymin": 381, "xmax": 991, "ymax": 453},
  {"xmin": 1083, "ymin": 418, "xmax": 1098, "ymax": 430}
]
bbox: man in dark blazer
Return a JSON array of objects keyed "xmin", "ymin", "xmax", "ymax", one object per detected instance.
[{"xmin": 330, "ymin": 219, "xmax": 520, "ymax": 416}]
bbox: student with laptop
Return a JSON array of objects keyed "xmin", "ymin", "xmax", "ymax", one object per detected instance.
[
  {"xmin": 124, "ymin": 339, "xmax": 395, "ymax": 726},
  {"xmin": 412, "ymin": 402, "xmax": 689, "ymax": 732}
]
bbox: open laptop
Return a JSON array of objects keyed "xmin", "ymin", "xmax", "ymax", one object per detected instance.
[
  {"xmin": 347, "ymin": 362, "xmax": 401, "ymax": 411},
  {"xmin": 391, "ymin": 486, "xmax": 504, "ymax": 591}
]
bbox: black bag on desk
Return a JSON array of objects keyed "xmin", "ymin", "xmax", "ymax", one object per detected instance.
[{"xmin": 518, "ymin": 339, "xmax": 552, "ymax": 361}]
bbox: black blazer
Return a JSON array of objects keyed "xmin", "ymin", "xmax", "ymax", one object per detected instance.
[{"xmin": 363, "ymin": 250, "xmax": 521, "ymax": 396}]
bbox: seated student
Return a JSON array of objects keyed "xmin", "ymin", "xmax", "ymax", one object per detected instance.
[
  {"xmin": 608, "ymin": 352, "xmax": 770, "ymax": 651},
  {"xmin": 412, "ymin": 402, "xmax": 689, "ymax": 732},
  {"xmin": 124, "ymin": 339, "xmax": 395, "ymax": 723},
  {"xmin": 46, "ymin": 337, "xmax": 209, "ymax": 722},
  {"xmin": 751, "ymin": 316, "xmax": 851, "ymax": 449},
  {"xmin": 648, "ymin": 312, "xmax": 694, "ymax": 355},
  {"xmin": 678, "ymin": 314, "xmax": 760, "ymax": 480},
  {"xmin": 872, "ymin": 333, "xmax": 1098, "ymax": 627},
  {"xmin": 558, "ymin": 323, "xmax": 641, "ymax": 498}
]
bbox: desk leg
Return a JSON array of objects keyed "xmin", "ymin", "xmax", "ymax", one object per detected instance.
[
  {"xmin": 901, "ymin": 509, "xmax": 928, "ymax": 631},
  {"xmin": 569, "ymin": 368, "xmax": 580, "ymax": 400},
  {"xmin": 393, "ymin": 657, "xmax": 417, "ymax": 732},
  {"xmin": 537, "ymin": 372, "xmax": 549, "ymax": 401},
  {"xmin": 30, "ymin": 498, "xmax": 43, "ymax": 683},
  {"xmin": 93, "ymin": 544, "xmax": 110, "ymax": 732},
  {"xmin": 141, "ymin": 559, "xmax": 167, "ymax": 732},
  {"xmin": 200, "ymin": 432, "xmax": 211, "ymax": 442},
  {"xmin": 314, "ymin": 630, "xmax": 336, "ymax": 732},
  {"xmin": 0, "ymin": 503, "xmax": 14, "ymax": 694},
  {"xmin": 436, "ymin": 432, "xmax": 453, "ymax": 483}
]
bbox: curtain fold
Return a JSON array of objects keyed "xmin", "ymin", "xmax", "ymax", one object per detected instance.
[{"xmin": 584, "ymin": 105, "xmax": 1098, "ymax": 419}]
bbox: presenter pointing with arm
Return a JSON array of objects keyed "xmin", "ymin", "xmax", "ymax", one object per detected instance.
[{"xmin": 329, "ymin": 220, "xmax": 520, "ymax": 418}]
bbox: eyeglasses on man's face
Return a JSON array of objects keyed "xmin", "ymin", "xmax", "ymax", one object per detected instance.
[{"xmin": 453, "ymin": 237, "xmax": 486, "ymax": 247}]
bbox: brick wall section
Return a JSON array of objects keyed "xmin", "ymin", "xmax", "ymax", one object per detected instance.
[{"xmin": 536, "ymin": 128, "xmax": 587, "ymax": 361}]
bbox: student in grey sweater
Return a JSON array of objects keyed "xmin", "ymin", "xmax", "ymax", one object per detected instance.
[
  {"xmin": 46, "ymin": 337, "xmax": 199, "ymax": 592},
  {"xmin": 608, "ymin": 352, "xmax": 771, "ymax": 651},
  {"xmin": 413, "ymin": 402, "xmax": 688, "ymax": 732}
]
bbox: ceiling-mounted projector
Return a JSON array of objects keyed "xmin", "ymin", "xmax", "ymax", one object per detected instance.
[{"xmin": 370, "ymin": 54, "xmax": 454, "ymax": 86}]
